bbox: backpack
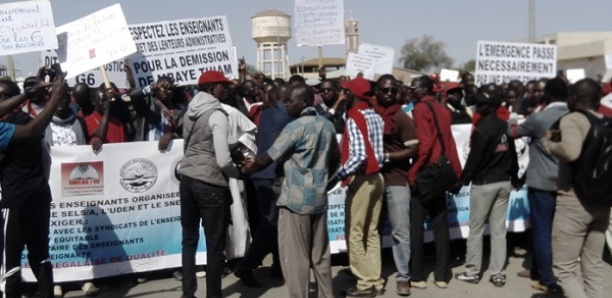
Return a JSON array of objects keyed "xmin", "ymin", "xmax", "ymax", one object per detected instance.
[{"xmin": 571, "ymin": 111, "xmax": 612, "ymax": 207}]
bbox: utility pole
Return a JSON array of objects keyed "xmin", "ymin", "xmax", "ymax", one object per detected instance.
[
  {"xmin": 529, "ymin": 0, "xmax": 536, "ymax": 43},
  {"xmin": 7, "ymin": 55, "xmax": 16, "ymax": 80}
]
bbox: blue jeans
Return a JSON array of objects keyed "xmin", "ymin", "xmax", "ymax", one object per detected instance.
[
  {"xmin": 385, "ymin": 185, "xmax": 411, "ymax": 281},
  {"xmin": 528, "ymin": 187, "xmax": 557, "ymax": 287}
]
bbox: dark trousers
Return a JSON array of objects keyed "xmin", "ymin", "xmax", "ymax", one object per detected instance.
[
  {"xmin": 239, "ymin": 179, "xmax": 280, "ymax": 271},
  {"xmin": 410, "ymin": 193, "xmax": 450, "ymax": 282},
  {"xmin": 1, "ymin": 187, "xmax": 53, "ymax": 298},
  {"xmin": 180, "ymin": 177, "xmax": 230, "ymax": 298},
  {"xmin": 528, "ymin": 187, "xmax": 557, "ymax": 286}
]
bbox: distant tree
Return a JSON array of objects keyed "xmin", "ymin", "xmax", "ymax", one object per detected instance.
[
  {"xmin": 459, "ymin": 59, "xmax": 476, "ymax": 73},
  {"xmin": 399, "ymin": 35, "xmax": 453, "ymax": 73}
]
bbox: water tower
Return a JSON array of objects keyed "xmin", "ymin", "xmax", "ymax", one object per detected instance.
[{"xmin": 251, "ymin": 9, "xmax": 292, "ymax": 79}]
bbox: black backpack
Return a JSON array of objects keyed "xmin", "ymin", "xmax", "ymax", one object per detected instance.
[{"xmin": 571, "ymin": 111, "xmax": 612, "ymax": 207}]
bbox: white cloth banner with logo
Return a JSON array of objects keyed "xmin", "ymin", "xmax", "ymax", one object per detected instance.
[
  {"xmin": 22, "ymin": 124, "xmax": 531, "ymax": 280},
  {"xmin": 21, "ymin": 140, "xmax": 235, "ymax": 282}
]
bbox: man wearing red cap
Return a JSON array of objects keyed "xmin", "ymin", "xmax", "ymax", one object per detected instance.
[
  {"xmin": 179, "ymin": 70, "xmax": 243, "ymax": 298},
  {"xmin": 442, "ymin": 82, "xmax": 473, "ymax": 124},
  {"xmin": 337, "ymin": 77, "xmax": 386, "ymax": 297}
]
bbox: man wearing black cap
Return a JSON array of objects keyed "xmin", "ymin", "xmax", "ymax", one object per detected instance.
[
  {"xmin": 455, "ymin": 92, "xmax": 520, "ymax": 287},
  {"xmin": 179, "ymin": 70, "xmax": 242, "ymax": 298}
]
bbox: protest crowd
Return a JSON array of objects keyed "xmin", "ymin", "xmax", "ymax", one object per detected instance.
[{"xmin": 2, "ymin": 2, "xmax": 612, "ymax": 298}]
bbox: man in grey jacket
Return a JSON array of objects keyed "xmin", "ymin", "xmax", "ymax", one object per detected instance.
[
  {"xmin": 179, "ymin": 71, "xmax": 242, "ymax": 298},
  {"xmin": 509, "ymin": 77, "xmax": 568, "ymax": 293}
]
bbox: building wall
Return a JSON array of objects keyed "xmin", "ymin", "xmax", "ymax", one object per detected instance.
[{"xmin": 558, "ymin": 57, "xmax": 607, "ymax": 80}]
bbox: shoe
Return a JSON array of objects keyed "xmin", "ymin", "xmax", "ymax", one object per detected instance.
[
  {"xmin": 137, "ymin": 277, "xmax": 148, "ymax": 283},
  {"xmin": 54, "ymin": 285, "xmax": 63, "ymax": 298},
  {"xmin": 434, "ymin": 281, "xmax": 448, "ymax": 289},
  {"xmin": 343, "ymin": 286, "xmax": 376, "ymax": 297},
  {"xmin": 81, "ymin": 282, "xmax": 99, "ymax": 296},
  {"xmin": 396, "ymin": 281, "xmax": 410, "ymax": 296},
  {"xmin": 489, "ymin": 275, "xmax": 506, "ymax": 287},
  {"xmin": 410, "ymin": 280, "xmax": 427, "ymax": 289},
  {"xmin": 234, "ymin": 268, "xmax": 262, "ymax": 288},
  {"xmin": 455, "ymin": 272, "xmax": 480, "ymax": 284},
  {"xmin": 531, "ymin": 280, "xmax": 547, "ymax": 292},
  {"xmin": 196, "ymin": 271, "xmax": 206, "ymax": 278},
  {"xmin": 173, "ymin": 270, "xmax": 183, "ymax": 281},
  {"xmin": 374, "ymin": 287, "xmax": 386, "ymax": 296},
  {"xmin": 517, "ymin": 269, "xmax": 531, "ymax": 278}
]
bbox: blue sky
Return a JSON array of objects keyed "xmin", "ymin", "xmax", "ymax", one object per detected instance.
[{"xmin": 3, "ymin": 0, "xmax": 612, "ymax": 76}]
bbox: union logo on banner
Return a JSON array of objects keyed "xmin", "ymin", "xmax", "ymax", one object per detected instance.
[{"xmin": 60, "ymin": 161, "xmax": 105, "ymax": 197}]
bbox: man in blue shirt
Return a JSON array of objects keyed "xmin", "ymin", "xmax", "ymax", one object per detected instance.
[
  {"xmin": 242, "ymin": 84, "xmax": 339, "ymax": 298},
  {"xmin": 234, "ymin": 83, "xmax": 291, "ymax": 287}
]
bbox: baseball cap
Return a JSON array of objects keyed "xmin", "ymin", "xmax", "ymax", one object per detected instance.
[
  {"xmin": 341, "ymin": 77, "xmax": 371, "ymax": 98},
  {"xmin": 198, "ymin": 71, "xmax": 231, "ymax": 85},
  {"xmin": 443, "ymin": 82, "xmax": 462, "ymax": 94}
]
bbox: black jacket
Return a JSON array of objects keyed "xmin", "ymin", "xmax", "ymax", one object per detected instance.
[{"xmin": 461, "ymin": 113, "xmax": 519, "ymax": 185}]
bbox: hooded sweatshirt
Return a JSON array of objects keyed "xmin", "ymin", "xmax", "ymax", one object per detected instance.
[
  {"xmin": 44, "ymin": 112, "xmax": 87, "ymax": 147},
  {"xmin": 180, "ymin": 92, "xmax": 239, "ymax": 186}
]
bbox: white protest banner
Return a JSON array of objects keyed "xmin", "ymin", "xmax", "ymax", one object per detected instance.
[
  {"xmin": 21, "ymin": 129, "xmax": 530, "ymax": 282},
  {"xmin": 0, "ymin": 0, "xmax": 57, "ymax": 55},
  {"xmin": 40, "ymin": 50, "xmax": 127, "ymax": 88},
  {"xmin": 327, "ymin": 123, "xmax": 531, "ymax": 253},
  {"xmin": 55, "ymin": 4, "xmax": 136, "ymax": 80},
  {"xmin": 358, "ymin": 43, "xmax": 395, "ymax": 75},
  {"xmin": 345, "ymin": 52, "xmax": 375, "ymax": 80},
  {"xmin": 294, "ymin": 0, "xmax": 345, "ymax": 46},
  {"xmin": 475, "ymin": 40, "xmax": 556, "ymax": 86},
  {"xmin": 128, "ymin": 16, "xmax": 237, "ymax": 87},
  {"xmin": 566, "ymin": 68, "xmax": 586, "ymax": 84},
  {"xmin": 440, "ymin": 68, "xmax": 460, "ymax": 82}
]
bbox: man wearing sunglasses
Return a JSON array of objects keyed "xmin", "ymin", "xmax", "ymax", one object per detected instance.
[{"xmin": 372, "ymin": 74, "xmax": 418, "ymax": 296}]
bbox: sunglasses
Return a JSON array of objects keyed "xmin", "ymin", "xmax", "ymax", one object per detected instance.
[
  {"xmin": 378, "ymin": 88, "xmax": 398, "ymax": 94},
  {"xmin": 320, "ymin": 87, "xmax": 336, "ymax": 93}
]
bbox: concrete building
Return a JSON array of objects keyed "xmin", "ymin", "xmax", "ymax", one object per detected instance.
[
  {"xmin": 251, "ymin": 9, "xmax": 292, "ymax": 80},
  {"xmin": 529, "ymin": 31, "xmax": 612, "ymax": 81}
]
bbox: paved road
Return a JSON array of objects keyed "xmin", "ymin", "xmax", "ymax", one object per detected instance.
[{"xmin": 44, "ymin": 238, "xmax": 612, "ymax": 298}]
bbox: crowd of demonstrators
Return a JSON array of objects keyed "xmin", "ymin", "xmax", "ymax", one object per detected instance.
[{"xmin": 3, "ymin": 55, "xmax": 612, "ymax": 298}]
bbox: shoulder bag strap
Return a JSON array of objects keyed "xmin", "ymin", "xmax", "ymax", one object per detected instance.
[{"xmin": 424, "ymin": 101, "xmax": 447, "ymax": 156}]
